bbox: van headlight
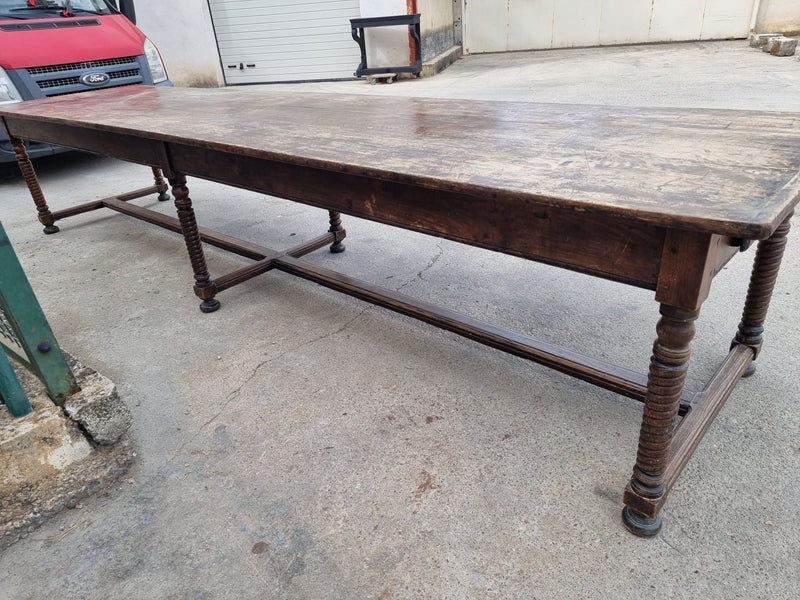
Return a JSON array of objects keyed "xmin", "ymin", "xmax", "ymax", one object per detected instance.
[
  {"xmin": 143, "ymin": 38, "xmax": 168, "ymax": 84},
  {"xmin": 0, "ymin": 67, "xmax": 23, "ymax": 104}
]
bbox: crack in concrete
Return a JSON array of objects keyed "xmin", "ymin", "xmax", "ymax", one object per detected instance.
[
  {"xmin": 169, "ymin": 245, "xmax": 444, "ymax": 462},
  {"xmin": 658, "ymin": 533, "xmax": 683, "ymax": 555},
  {"xmin": 174, "ymin": 304, "xmax": 373, "ymax": 458},
  {"xmin": 396, "ymin": 243, "xmax": 444, "ymax": 293}
]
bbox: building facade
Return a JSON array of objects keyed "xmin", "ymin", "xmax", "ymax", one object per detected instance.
[{"xmin": 134, "ymin": 0, "xmax": 799, "ymax": 88}]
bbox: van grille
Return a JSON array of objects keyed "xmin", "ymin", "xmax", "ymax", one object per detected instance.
[
  {"xmin": 37, "ymin": 69, "xmax": 142, "ymax": 90},
  {"xmin": 27, "ymin": 57, "xmax": 139, "ymax": 76},
  {"xmin": 26, "ymin": 56, "xmax": 145, "ymax": 97}
]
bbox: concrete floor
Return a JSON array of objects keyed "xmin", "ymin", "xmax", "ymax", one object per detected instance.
[{"xmin": 1, "ymin": 41, "xmax": 799, "ymax": 599}]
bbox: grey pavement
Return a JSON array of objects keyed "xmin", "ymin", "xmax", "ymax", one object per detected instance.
[{"xmin": 1, "ymin": 41, "xmax": 799, "ymax": 599}]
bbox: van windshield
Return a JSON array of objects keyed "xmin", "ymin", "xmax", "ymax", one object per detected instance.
[{"xmin": 0, "ymin": 0, "xmax": 113, "ymax": 19}]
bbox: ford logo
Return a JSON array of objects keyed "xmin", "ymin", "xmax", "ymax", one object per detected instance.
[{"xmin": 80, "ymin": 72, "xmax": 110, "ymax": 87}]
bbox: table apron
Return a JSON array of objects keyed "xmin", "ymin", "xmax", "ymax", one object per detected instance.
[
  {"xmin": 3, "ymin": 117, "xmax": 170, "ymax": 169},
  {"xmin": 4, "ymin": 117, "xmax": 742, "ymax": 298},
  {"xmin": 170, "ymin": 142, "xmax": 670, "ymax": 289}
]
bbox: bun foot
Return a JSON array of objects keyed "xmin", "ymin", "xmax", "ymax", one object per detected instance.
[
  {"xmin": 199, "ymin": 298, "xmax": 221, "ymax": 313},
  {"xmin": 622, "ymin": 506, "xmax": 662, "ymax": 537}
]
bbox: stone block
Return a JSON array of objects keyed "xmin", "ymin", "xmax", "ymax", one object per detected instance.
[
  {"xmin": 765, "ymin": 37, "xmax": 798, "ymax": 56},
  {"xmin": 750, "ymin": 33, "xmax": 779, "ymax": 48},
  {"xmin": 64, "ymin": 356, "xmax": 131, "ymax": 445}
]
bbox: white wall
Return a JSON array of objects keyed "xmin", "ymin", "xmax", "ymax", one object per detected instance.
[
  {"xmin": 134, "ymin": 0, "xmax": 224, "ymax": 87},
  {"xmin": 755, "ymin": 0, "xmax": 800, "ymax": 33},
  {"xmin": 464, "ymin": 0, "xmax": 760, "ymax": 54}
]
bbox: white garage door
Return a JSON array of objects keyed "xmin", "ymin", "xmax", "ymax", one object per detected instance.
[
  {"xmin": 208, "ymin": 0, "xmax": 362, "ymax": 84},
  {"xmin": 464, "ymin": 0, "xmax": 757, "ymax": 54}
]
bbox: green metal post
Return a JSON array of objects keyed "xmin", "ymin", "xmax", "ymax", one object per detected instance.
[
  {"xmin": 0, "ymin": 347, "xmax": 31, "ymax": 417},
  {"xmin": 0, "ymin": 221, "xmax": 78, "ymax": 407}
]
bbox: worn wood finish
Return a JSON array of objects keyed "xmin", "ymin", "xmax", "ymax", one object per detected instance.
[
  {"xmin": 3, "ymin": 87, "xmax": 799, "ymax": 238},
  {"xmin": 665, "ymin": 344, "xmax": 754, "ymax": 498},
  {"xmin": 47, "ymin": 185, "xmax": 167, "ymax": 221},
  {"xmin": 328, "ymin": 210, "xmax": 346, "ymax": 254},
  {"xmin": 167, "ymin": 174, "xmax": 220, "ymax": 313},
  {"xmin": 273, "ymin": 253, "xmax": 685, "ymax": 406},
  {"xmin": 2, "ymin": 87, "xmax": 799, "ymax": 537},
  {"xmin": 622, "ymin": 305, "xmax": 699, "ymax": 535},
  {"xmin": 734, "ymin": 213, "xmax": 793, "ymax": 364},
  {"xmin": 624, "ymin": 213, "xmax": 793, "ymax": 522},
  {"xmin": 166, "ymin": 142, "xmax": 669, "ymax": 288},
  {"xmin": 151, "ymin": 167, "xmax": 171, "ymax": 202},
  {"xmin": 7, "ymin": 136, "xmax": 59, "ymax": 234}
]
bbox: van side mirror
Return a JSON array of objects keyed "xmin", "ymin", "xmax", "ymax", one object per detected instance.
[{"xmin": 118, "ymin": 0, "xmax": 136, "ymax": 24}]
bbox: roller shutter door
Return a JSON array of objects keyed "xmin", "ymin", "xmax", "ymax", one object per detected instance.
[{"xmin": 209, "ymin": 0, "xmax": 361, "ymax": 83}]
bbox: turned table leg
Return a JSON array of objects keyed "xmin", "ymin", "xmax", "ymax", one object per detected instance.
[
  {"xmin": 328, "ymin": 210, "xmax": 346, "ymax": 253},
  {"xmin": 168, "ymin": 173, "xmax": 220, "ymax": 313},
  {"xmin": 152, "ymin": 167, "xmax": 171, "ymax": 202},
  {"xmin": 622, "ymin": 304, "xmax": 699, "ymax": 536},
  {"xmin": 732, "ymin": 212, "xmax": 793, "ymax": 377},
  {"xmin": 10, "ymin": 137, "xmax": 58, "ymax": 234}
]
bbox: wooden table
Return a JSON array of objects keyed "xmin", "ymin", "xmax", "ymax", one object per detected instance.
[{"xmin": 2, "ymin": 86, "xmax": 798, "ymax": 536}]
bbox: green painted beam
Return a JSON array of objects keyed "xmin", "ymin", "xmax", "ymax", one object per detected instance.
[
  {"xmin": 0, "ymin": 347, "xmax": 31, "ymax": 417},
  {"xmin": 0, "ymin": 221, "xmax": 78, "ymax": 408}
]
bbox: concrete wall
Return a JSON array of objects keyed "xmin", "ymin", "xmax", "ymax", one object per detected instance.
[
  {"xmin": 418, "ymin": 0, "xmax": 455, "ymax": 61},
  {"xmin": 755, "ymin": 0, "xmax": 800, "ymax": 34},
  {"xmin": 134, "ymin": 0, "xmax": 223, "ymax": 87},
  {"xmin": 463, "ymin": 0, "xmax": 761, "ymax": 53}
]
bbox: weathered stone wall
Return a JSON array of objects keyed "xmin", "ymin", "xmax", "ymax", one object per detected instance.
[
  {"xmin": 418, "ymin": 0, "xmax": 456, "ymax": 61},
  {"xmin": 755, "ymin": 0, "xmax": 800, "ymax": 35}
]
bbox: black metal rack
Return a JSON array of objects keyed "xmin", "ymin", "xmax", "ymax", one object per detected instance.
[{"xmin": 350, "ymin": 14, "xmax": 422, "ymax": 78}]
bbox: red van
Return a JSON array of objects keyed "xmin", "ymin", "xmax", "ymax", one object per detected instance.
[{"xmin": 0, "ymin": 0, "xmax": 170, "ymax": 162}]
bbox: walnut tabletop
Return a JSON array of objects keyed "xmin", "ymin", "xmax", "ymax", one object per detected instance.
[
  {"xmin": 2, "ymin": 85, "xmax": 799, "ymax": 240},
  {"xmin": 3, "ymin": 85, "xmax": 799, "ymax": 537}
]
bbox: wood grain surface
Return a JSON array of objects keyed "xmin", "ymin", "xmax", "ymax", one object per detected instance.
[{"xmin": 2, "ymin": 86, "xmax": 799, "ymax": 239}]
